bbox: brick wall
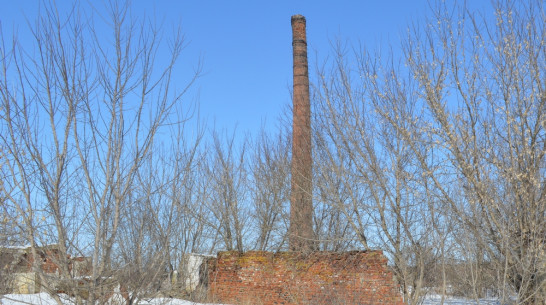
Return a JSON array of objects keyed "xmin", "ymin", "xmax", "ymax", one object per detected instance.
[
  {"xmin": 1, "ymin": 246, "xmax": 64, "ymax": 274},
  {"xmin": 1, "ymin": 245, "xmax": 91, "ymax": 294},
  {"xmin": 207, "ymin": 250, "xmax": 403, "ymax": 305}
]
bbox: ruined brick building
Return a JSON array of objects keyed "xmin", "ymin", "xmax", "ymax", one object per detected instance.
[
  {"xmin": 204, "ymin": 15, "xmax": 403, "ymax": 305},
  {"xmin": 0, "ymin": 245, "xmax": 90, "ymax": 294}
]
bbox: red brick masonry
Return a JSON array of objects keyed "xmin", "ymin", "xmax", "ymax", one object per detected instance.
[{"xmin": 208, "ymin": 250, "xmax": 404, "ymax": 305}]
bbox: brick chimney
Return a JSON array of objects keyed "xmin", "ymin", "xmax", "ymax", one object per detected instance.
[{"xmin": 289, "ymin": 15, "xmax": 314, "ymax": 252}]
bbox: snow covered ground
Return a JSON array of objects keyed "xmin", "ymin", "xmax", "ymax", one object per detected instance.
[
  {"xmin": 0, "ymin": 293, "xmax": 225, "ymax": 305},
  {"xmin": 0, "ymin": 293, "xmax": 510, "ymax": 305},
  {"xmin": 422, "ymin": 295, "xmax": 507, "ymax": 304}
]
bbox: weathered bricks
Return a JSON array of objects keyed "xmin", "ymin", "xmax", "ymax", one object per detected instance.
[
  {"xmin": 208, "ymin": 251, "xmax": 404, "ymax": 305},
  {"xmin": 289, "ymin": 14, "xmax": 314, "ymax": 252}
]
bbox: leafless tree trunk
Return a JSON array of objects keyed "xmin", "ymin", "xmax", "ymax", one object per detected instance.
[
  {"xmin": 313, "ymin": 130, "xmax": 360, "ymax": 251},
  {"xmin": 0, "ymin": 1, "xmax": 200, "ymax": 303},
  {"xmin": 114, "ymin": 121, "xmax": 204, "ymax": 303},
  {"xmin": 312, "ymin": 41, "xmax": 442, "ymax": 304},
  {"xmin": 202, "ymin": 130, "xmax": 248, "ymax": 252},
  {"xmin": 312, "ymin": 1, "xmax": 545, "ymax": 304},
  {"xmin": 399, "ymin": 1, "xmax": 545, "ymax": 303},
  {"xmin": 250, "ymin": 127, "xmax": 291, "ymax": 251}
]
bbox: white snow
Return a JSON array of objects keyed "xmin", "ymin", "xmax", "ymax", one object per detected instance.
[
  {"xmin": 138, "ymin": 298, "xmax": 225, "ymax": 305},
  {"xmin": 1, "ymin": 293, "xmax": 513, "ymax": 305},
  {"xmin": 1, "ymin": 293, "xmax": 72, "ymax": 305},
  {"xmin": 423, "ymin": 294, "xmax": 505, "ymax": 304},
  {"xmin": 0, "ymin": 294, "xmax": 228, "ymax": 305}
]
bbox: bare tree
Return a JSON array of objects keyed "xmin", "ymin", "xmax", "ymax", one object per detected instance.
[
  {"xmin": 398, "ymin": 1, "xmax": 546, "ymax": 303},
  {"xmin": 312, "ymin": 41, "xmax": 442, "ymax": 304},
  {"xmin": 0, "ymin": 0, "xmax": 200, "ymax": 303},
  {"xmin": 312, "ymin": 1, "xmax": 545, "ymax": 304},
  {"xmin": 313, "ymin": 126, "xmax": 361, "ymax": 251},
  {"xmin": 202, "ymin": 130, "xmax": 248, "ymax": 252},
  {"xmin": 113, "ymin": 120, "xmax": 204, "ymax": 303},
  {"xmin": 249, "ymin": 126, "xmax": 291, "ymax": 251}
]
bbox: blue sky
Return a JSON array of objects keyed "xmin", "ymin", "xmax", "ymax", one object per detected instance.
[{"xmin": 0, "ymin": 0, "xmax": 490, "ymax": 135}]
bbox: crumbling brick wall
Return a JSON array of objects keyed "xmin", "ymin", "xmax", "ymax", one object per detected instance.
[
  {"xmin": 1, "ymin": 245, "xmax": 91, "ymax": 294},
  {"xmin": 207, "ymin": 250, "xmax": 403, "ymax": 305},
  {"xmin": 0, "ymin": 246, "xmax": 64, "ymax": 274}
]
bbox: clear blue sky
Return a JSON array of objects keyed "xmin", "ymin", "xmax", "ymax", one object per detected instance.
[{"xmin": 0, "ymin": 0, "xmax": 490, "ymax": 135}]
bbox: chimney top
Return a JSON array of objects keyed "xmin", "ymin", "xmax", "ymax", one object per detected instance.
[{"xmin": 291, "ymin": 15, "xmax": 306, "ymax": 23}]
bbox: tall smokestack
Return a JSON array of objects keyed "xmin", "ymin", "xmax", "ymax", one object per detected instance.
[{"xmin": 289, "ymin": 14, "xmax": 314, "ymax": 252}]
